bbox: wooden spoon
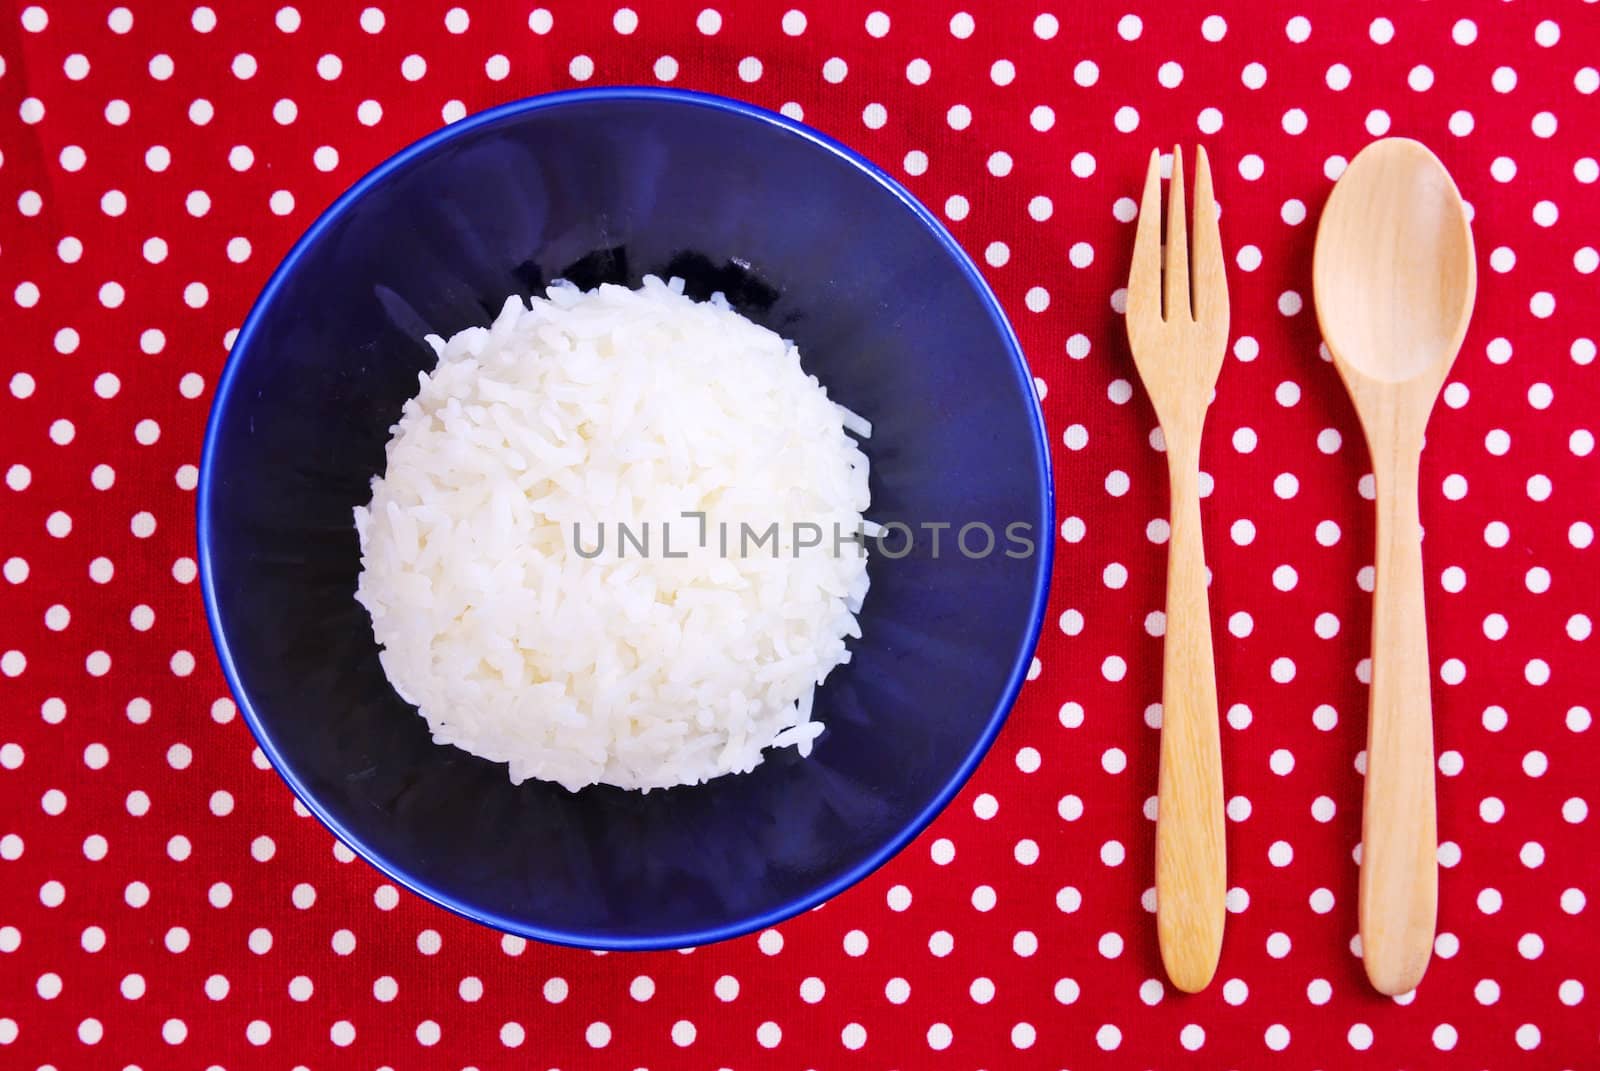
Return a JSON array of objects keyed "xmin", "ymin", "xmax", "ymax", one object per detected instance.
[{"xmin": 1312, "ymin": 138, "xmax": 1476, "ymax": 995}]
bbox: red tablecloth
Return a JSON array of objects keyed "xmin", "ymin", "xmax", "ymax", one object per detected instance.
[{"xmin": 3, "ymin": 1, "xmax": 1597, "ymax": 1067}]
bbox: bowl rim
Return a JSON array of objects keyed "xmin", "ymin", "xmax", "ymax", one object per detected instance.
[{"xmin": 198, "ymin": 86, "xmax": 1055, "ymax": 950}]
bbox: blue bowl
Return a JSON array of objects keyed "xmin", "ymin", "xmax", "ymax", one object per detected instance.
[{"xmin": 199, "ymin": 88, "xmax": 1052, "ymax": 949}]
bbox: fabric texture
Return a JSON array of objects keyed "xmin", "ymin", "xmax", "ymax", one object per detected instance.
[{"xmin": 1, "ymin": 1, "xmax": 1596, "ymax": 1066}]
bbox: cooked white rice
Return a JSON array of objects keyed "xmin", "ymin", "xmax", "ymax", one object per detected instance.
[{"xmin": 353, "ymin": 276, "xmax": 871, "ymax": 792}]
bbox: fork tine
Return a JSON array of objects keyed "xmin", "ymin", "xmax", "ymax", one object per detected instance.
[
  {"xmin": 1190, "ymin": 145, "xmax": 1229, "ymax": 329},
  {"xmin": 1165, "ymin": 146, "xmax": 1190, "ymax": 322},
  {"xmin": 1127, "ymin": 148, "xmax": 1164, "ymax": 326}
]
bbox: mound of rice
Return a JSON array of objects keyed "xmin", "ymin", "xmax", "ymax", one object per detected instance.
[{"xmin": 354, "ymin": 276, "xmax": 871, "ymax": 792}]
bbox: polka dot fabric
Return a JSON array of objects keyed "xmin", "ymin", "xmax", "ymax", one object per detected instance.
[{"xmin": 1, "ymin": 1, "xmax": 1596, "ymax": 1066}]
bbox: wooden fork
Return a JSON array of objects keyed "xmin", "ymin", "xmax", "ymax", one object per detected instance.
[{"xmin": 1125, "ymin": 146, "xmax": 1230, "ymax": 993}]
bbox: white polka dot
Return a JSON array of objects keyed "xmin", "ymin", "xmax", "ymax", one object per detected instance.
[
  {"xmin": 241, "ymin": 832, "xmax": 278, "ymax": 865},
  {"xmin": 602, "ymin": 6, "xmax": 637, "ymax": 34},
  {"xmin": 298, "ymin": 145, "xmax": 338, "ymax": 176},
  {"xmin": 1446, "ymin": 109, "xmax": 1476, "ymax": 138},
  {"xmin": 750, "ymin": 926, "xmax": 784, "ymax": 956},
  {"xmin": 1242, "ymin": 62, "xmax": 1267, "ymax": 89},
  {"xmin": 1222, "ymin": 243, "xmax": 1260, "ymax": 273},
  {"xmin": 227, "ymin": 52, "xmax": 259, "ymax": 81},
  {"xmin": 43, "ymin": 506, "xmax": 81, "ymax": 539},
  {"xmin": 163, "ymin": 922, "xmax": 195, "ymax": 954},
  {"xmin": 1114, "ymin": 105, "xmax": 1139, "ymax": 132},
  {"xmin": 185, "ymin": 96, "xmax": 219, "ymax": 128},
  {"xmin": 1275, "ymin": 113, "xmax": 1311, "ymax": 147},
  {"xmin": 1523, "ymin": 564, "xmax": 1553, "ymax": 594},
  {"xmin": 781, "ymin": 9, "xmax": 805, "ymax": 34},
  {"xmin": 950, "ymin": 11, "xmax": 975, "ymax": 37},
  {"xmin": 1305, "ymin": 521, "xmax": 1341, "ymax": 554},
  {"xmin": 1064, "ymin": 150, "xmax": 1099, "ymax": 180},
  {"xmin": 279, "ymin": 973, "xmax": 316, "ymax": 1004}
]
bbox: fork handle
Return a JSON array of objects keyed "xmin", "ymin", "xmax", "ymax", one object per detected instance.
[{"xmin": 1155, "ymin": 447, "xmax": 1226, "ymax": 993}]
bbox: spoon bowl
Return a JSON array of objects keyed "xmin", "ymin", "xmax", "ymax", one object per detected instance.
[
  {"xmin": 1312, "ymin": 137, "xmax": 1476, "ymax": 995},
  {"xmin": 1316, "ymin": 138, "xmax": 1476, "ymax": 387}
]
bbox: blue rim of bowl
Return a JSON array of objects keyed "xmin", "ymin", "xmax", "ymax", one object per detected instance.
[{"xmin": 198, "ymin": 86, "xmax": 1055, "ymax": 951}]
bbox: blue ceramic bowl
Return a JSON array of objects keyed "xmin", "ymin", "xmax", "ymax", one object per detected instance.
[{"xmin": 200, "ymin": 88, "xmax": 1052, "ymax": 949}]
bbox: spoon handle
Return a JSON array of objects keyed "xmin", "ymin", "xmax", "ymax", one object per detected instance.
[
  {"xmin": 1155, "ymin": 449, "xmax": 1226, "ymax": 993},
  {"xmin": 1359, "ymin": 449, "xmax": 1438, "ymax": 995}
]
